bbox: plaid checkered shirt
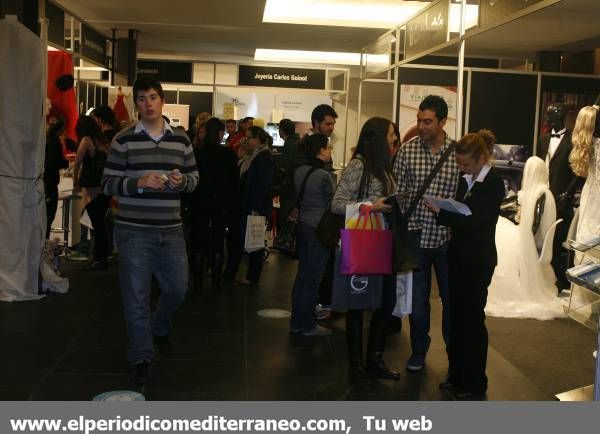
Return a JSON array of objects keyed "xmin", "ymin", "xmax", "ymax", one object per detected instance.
[{"xmin": 393, "ymin": 134, "xmax": 459, "ymax": 248}]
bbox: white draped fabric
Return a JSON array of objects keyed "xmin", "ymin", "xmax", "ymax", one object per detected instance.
[
  {"xmin": 0, "ymin": 19, "xmax": 46, "ymax": 302},
  {"xmin": 486, "ymin": 157, "xmax": 565, "ymax": 320}
]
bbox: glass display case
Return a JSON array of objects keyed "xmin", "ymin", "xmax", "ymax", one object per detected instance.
[{"xmin": 557, "ymin": 240, "xmax": 600, "ymax": 400}]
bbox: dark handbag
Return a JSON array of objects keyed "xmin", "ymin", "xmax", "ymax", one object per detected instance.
[
  {"xmin": 79, "ymin": 148, "xmax": 107, "ymax": 188},
  {"xmin": 316, "ymin": 210, "xmax": 344, "ymax": 249},
  {"xmin": 274, "ymin": 166, "xmax": 317, "ymax": 259},
  {"xmin": 390, "ymin": 141, "xmax": 455, "ymax": 272},
  {"xmin": 331, "ymin": 246, "xmax": 383, "ymax": 311}
]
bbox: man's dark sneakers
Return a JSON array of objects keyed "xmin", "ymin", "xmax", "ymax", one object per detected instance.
[
  {"xmin": 406, "ymin": 354, "xmax": 425, "ymax": 372},
  {"xmin": 84, "ymin": 260, "xmax": 108, "ymax": 270},
  {"xmin": 153, "ymin": 334, "xmax": 173, "ymax": 358},
  {"xmin": 438, "ymin": 379, "xmax": 455, "ymax": 390},
  {"xmin": 130, "ymin": 361, "xmax": 150, "ymax": 385}
]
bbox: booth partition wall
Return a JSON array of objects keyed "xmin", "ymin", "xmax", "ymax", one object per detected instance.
[{"xmin": 358, "ymin": 0, "xmax": 600, "ymax": 157}]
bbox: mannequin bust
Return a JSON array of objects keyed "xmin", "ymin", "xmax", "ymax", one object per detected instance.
[
  {"xmin": 536, "ymin": 102, "xmax": 585, "ymax": 291},
  {"xmin": 546, "ymin": 103, "xmax": 567, "ymax": 135}
]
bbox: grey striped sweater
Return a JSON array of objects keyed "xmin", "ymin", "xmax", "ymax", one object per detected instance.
[{"xmin": 101, "ymin": 125, "xmax": 199, "ymax": 229}]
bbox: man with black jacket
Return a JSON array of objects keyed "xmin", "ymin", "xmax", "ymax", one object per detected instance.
[{"xmin": 536, "ymin": 103, "xmax": 585, "ymax": 292}]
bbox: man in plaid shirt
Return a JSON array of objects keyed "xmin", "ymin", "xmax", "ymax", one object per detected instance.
[{"xmin": 393, "ymin": 95, "xmax": 459, "ymax": 372}]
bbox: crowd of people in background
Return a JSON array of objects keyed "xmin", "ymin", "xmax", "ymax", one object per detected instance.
[{"xmin": 42, "ymin": 76, "xmax": 597, "ymax": 400}]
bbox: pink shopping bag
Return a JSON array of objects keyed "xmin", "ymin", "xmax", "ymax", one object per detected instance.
[{"xmin": 340, "ymin": 207, "xmax": 393, "ymax": 275}]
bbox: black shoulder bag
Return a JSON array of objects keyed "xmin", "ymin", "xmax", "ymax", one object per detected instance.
[
  {"xmin": 275, "ymin": 166, "xmax": 318, "ymax": 259},
  {"xmin": 388, "ymin": 141, "xmax": 455, "ymax": 272},
  {"xmin": 79, "ymin": 140, "xmax": 108, "ymax": 188}
]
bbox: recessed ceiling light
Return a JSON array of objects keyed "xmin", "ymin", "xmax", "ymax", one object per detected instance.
[
  {"xmin": 255, "ymin": 48, "xmax": 389, "ymax": 67},
  {"xmin": 263, "ymin": 0, "xmax": 428, "ymax": 29}
]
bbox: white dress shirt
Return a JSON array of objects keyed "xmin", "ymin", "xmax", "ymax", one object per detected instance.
[
  {"xmin": 463, "ymin": 164, "xmax": 492, "ymax": 199},
  {"xmin": 546, "ymin": 128, "xmax": 566, "ymax": 168}
]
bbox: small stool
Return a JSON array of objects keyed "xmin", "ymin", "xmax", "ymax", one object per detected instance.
[{"xmin": 57, "ymin": 191, "xmax": 81, "ymax": 257}]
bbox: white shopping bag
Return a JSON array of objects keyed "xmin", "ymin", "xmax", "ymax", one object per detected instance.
[
  {"xmin": 392, "ymin": 271, "xmax": 413, "ymax": 318},
  {"xmin": 79, "ymin": 209, "xmax": 93, "ymax": 229},
  {"xmin": 244, "ymin": 214, "xmax": 266, "ymax": 253}
]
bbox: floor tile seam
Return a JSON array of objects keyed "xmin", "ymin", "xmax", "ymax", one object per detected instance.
[
  {"xmin": 486, "ymin": 342, "xmax": 553, "ymax": 400},
  {"xmin": 152, "ymin": 358, "xmax": 245, "ymax": 363},
  {"xmin": 27, "ymin": 303, "xmax": 105, "ymax": 400},
  {"xmin": 36, "ymin": 372, "xmax": 130, "ymax": 377}
]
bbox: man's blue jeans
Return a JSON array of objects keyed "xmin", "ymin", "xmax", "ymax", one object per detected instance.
[
  {"xmin": 408, "ymin": 230, "xmax": 450, "ymax": 357},
  {"xmin": 290, "ymin": 222, "xmax": 330, "ymax": 332},
  {"xmin": 115, "ymin": 224, "xmax": 188, "ymax": 365}
]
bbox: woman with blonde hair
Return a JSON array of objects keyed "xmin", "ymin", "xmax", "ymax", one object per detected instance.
[
  {"xmin": 570, "ymin": 105, "xmax": 600, "ymax": 248},
  {"xmin": 425, "ymin": 129, "xmax": 505, "ymax": 398}
]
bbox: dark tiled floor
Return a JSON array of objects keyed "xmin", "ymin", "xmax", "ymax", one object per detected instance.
[{"xmin": 0, "ymin": 251, "xmax": 596, "ymax": 401}]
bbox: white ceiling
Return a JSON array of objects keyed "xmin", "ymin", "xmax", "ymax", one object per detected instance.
[
  {"xmin": 54, "ymin": 0, "xmax": 396, "ymax": 62},
  {"xmin": 53, "ymin": 0, "xmax": 600, "ymax": 64}
]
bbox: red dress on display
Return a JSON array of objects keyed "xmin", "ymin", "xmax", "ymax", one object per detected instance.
[
  {"xmin": 113, "ymin": 92, "xmax": 130, "ymax": 124},
  {"xmin": 47, "ymin": 51, "xmax": 78, "ymax": 142}
]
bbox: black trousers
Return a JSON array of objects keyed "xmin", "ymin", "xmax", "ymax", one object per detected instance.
[
  {"xmin": 45, "ymin": 186, "xmax": 58, "ymax": 239},
  {"xmin": 317, "ymin": 249, "xmax": 335, "ymax": 306},
  {"xmin": 86, "ymin": 194, "xmax": 111, "ymax": 262},
  {"xmin": 191, "ymin": 209, "xmax": 227, "ymax": 256},
  {"xmin": 447, "ymin": 260, "xmax": 494, "ymax": 393},
  {"xmin": 225, "ymin": 214, "xmax": 265, "ymax": 284},
  {"xmin": 346, "ymin": 274, "xmax": 398, "ymax": 356},
  {"xmin": 552, "ymin": 205, "xmax": 573, "ymax": 289}
]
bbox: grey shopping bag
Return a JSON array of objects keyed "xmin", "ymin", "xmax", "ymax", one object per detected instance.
[{"xmin": 331, "ymin": 247, "xmax": 383, "ymax": 311}]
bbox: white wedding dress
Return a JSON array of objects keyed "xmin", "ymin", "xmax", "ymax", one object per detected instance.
[
  {"xmin": 486, "ymin": 157, "xmax": 565, "ymax": 320},
  {"xmin": 576, "ymin": 137, "xmax": 600, "ymax": 251}
]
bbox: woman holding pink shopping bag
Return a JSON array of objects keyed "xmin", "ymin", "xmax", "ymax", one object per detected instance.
[{"xmin": 331, "ymin": 117, "xmax": 399, "ymax": 383}]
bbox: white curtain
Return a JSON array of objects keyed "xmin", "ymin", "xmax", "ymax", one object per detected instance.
[{"xmin": 0, "ymin": 18, "xmax": 46, "ymax": 302}]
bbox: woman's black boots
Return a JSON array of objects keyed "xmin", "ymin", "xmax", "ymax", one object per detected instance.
[
  {"xmin": 346, "ymin": 311, "xmax": 370, "ymax": 384},
  {"xmin": 365, "ymin": 310, "xmax": 401, "ymax": 380}
]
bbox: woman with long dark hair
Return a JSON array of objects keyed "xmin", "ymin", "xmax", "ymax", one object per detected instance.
[
  {"xmin": 189, "ymin": 117, "xmax": 239, "ymax": 291},
  {"xmin": 290, "ymin": 134, "xmax": 336, "ymax": 336},
  {"xmin": 331, "ymin": 117, "xmax": 400, "ymax": 382},
  {"xmin": 73, "ymin": 115, "xmax": 111, "ymax": 270}
]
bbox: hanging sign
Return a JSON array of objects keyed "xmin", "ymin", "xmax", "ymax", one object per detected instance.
[
  {"xmin": 81, "ymin": 24, "xmax": 107, "ymax": 67},
  {"xmin": 223, "ymin": 102, "xmax": 237, "ymax": 120},
  {"xmin": 136, "ymin": 60, "xmax": 193, "ymax": 84},
  {"xmin": 479, "ymin": 0, "xmax": 544, "ymax": 29},
  {"xmin": 238, "ymin": 65, "xmax": 326, "ymax": 89},
  {"xmin": 46, "ymin": 0, "xmax": 65, "ymax": 48},
  {"xmin": 405, "ymin": 0, "xmax": 449, "ymax": 60}
]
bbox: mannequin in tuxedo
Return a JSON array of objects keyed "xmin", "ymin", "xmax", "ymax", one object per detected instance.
[{"xmin": 536, "ymin": 103, "xmax": 585, "ymax": 291}]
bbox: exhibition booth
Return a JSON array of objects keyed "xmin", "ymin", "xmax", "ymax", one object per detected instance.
[
  {"xmin": 135, "ymin": 58, "xmax": 351, "ymax": 168},
  {"xmin": 356, "ymin": 0, "xmax": 600, "ymax": 400},
  {"xmin": 2, "ymin": 0, "xmax": 600, "ymax": 401}
]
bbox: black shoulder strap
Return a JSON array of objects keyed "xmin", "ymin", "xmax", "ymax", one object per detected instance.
[
  {"xmin": 405, "ymin": 140, "xmax": 455, "ymax": 219},
  {"xmin": 295, "ymin": 166, "xmax": 318, "ymax": 208}
]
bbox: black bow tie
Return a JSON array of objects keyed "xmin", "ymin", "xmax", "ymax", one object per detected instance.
[{"xmin": 551, "ymin": 133, "xmax": 563, "ymax": 138}]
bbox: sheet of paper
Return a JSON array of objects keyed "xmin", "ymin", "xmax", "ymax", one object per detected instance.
[{"xmin": 424, "ymin": 195, "xmax": 472, "ymax": 216}]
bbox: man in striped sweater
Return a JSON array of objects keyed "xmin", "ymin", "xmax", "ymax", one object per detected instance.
[{"xmin": 102, "ymin": 77, "xmax": 199, "ymax": 385}]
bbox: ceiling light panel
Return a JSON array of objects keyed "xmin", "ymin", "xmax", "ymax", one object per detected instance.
[
  {"xmin": 255, "ymin": 48, "xmax": 389, "ymax": 67},
  {"xmin": 263, "ymin": 0, "xmax": 429, "ymax": 29}
]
